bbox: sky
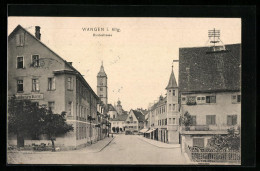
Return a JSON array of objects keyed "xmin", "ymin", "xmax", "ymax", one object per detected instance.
[{"xmin": 8, "ymin": 17, "xmax": 241, "ymax": 111}]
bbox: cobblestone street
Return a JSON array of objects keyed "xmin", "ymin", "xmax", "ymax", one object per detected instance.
[{"xmin": 8, "ymin": 134, "xmax": 187, "ymax": 165}]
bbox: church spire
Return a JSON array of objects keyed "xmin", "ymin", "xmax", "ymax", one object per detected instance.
[
  {"xmin": 97, "ymin": 61, "xmax": 107, "ymax": 77},
  {"xmin": 166, "ymin": 65, "xmax": 178, "ymax": 89}
]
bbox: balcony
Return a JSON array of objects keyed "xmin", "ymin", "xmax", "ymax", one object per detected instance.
[{"xmin": 181, "ymin": 125, "xmax": 209, "ymax": 131}]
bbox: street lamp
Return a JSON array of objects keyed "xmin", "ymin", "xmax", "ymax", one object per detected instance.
[{"xmin": 87, "ymin": 115, "xmax": 95, "ymax": 144}]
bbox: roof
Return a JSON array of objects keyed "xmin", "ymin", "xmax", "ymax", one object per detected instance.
[
  {"xmin": 166, "ymin": 68, "xmax": 178, "ymax": 89},
  {"xmin": 132, "ymin": 110, "xmax": 145, "ymax": 122},
  {"xmin": 8, "ymin": 25, "xmax": 99, "ymax": 99},
  {"xmin": 179, "ymin": 44, "xmax": 241, "ymax": 93},
  {"xmin": 110, "ymin": 114, "xmax": 128, "ymax": 121},
  {"xmin": 106, "ymin": 104, "xmax": 116, "ymax": 112},
  {"xmin": 97, "ymin": 63, "xmax": 107, "ymax": 77}
]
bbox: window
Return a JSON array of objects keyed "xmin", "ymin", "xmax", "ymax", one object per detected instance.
[
  {"xmin": 165, "ymin": 118, "xmax": 167, "ymax": 125},
  {"xmin": 16, "ymin": 33, "xmax": 24, "ymax": 46},
  {"xmin": 169, "ymin": 104, "xmax": 171, "ymax": 111},
  {"xmin": 172, "ymin": 118, "xmax": 176, "ymax": 124},
  {"xmin": 191, "ymin": 116, "xmax": 196, "ymax": 126},
  {"xmin": 172, "ymin": 104, "xmax": 176, "ymax": 111},
  {"xmin": 169, "ymin": 90, "xmax": 171, "ymax": 92},
  {"xmin": 17, "ymin": 56, "xmax": 24, "ymax": 69},
  {"xmin": 100, "ymin": 87, "xmax": 103, "ymax": 91},
  {"xmin": 182, "ymin": 97, "xmax": 186, "ymax": 101},
  {"xmin": 227, "ymin": 115, "xmax": 237, "ymax": 126},
  {"xmin": 232, "ymin": 95, "xmax": 241, "ymax": 103},
  {"xmin": 48, "ymin": 102, "xmax": 55, "ymax": 112},
  {"xmin": 172, "ymin": 90, "xmax": 175, "ymax": 96},
  {"xmin": 32, "ymin": 79, "xmax": 40, "ymax": 91},
  {"xmin": 67, "ymin": 77, "xmax": 73, "ymax": 90},
  {"xmin": 206, "ymin": 96, "xmax": 216, "ymax": 103},
  {"xmin": 17, "ymin": 80, "xmax": 23, "ymax": 92},
  {"xmin": 100, "ymin": 94, "xmax": 103, "ymax": 97},
  {"xmin": 169, "ymin": 118, "xmax": 172, "ymax": 124},
  {"xmin": 193, "ymin": 138, "xmax": 204, "ymax": 148},
  {"xmin": 206, "ymin": 115, "xmax": 216, "ymax": 125},
  {"xmin": 32, "ymin": 102, "xmax": 39, "ymax": 107},
  {"xmin": 32, "ymin": 55, "xmax": 39, "ymax": 67},
  {"xmin": 134, "ymin": 121, "xmax": 137, "ymax": 124},
  {"xmin": 187, "ymin": 96, "xmax": 196, "ymax": 105},
  {"xmin": 48, "ymin": 77, "xmax": 55, "ymax": 90},
  {"xmin": 197, "ymin": 96, "xmax": 206, "ymax": 103},
  {"xmin": 68, "ymin": 101, "xmax": 72, "ymax": 116}
]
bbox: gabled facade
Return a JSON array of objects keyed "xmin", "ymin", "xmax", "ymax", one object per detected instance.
[
  {"xmin": 8, "ymin": 25, "xmax": 103, "ymax": 149},
  {"xmin": 125, "ymin": 110, "xmax": 145, "ymax": 132},
  {"xmin": 178, "ymin": 44, "xmax": 241, "ymax": 149}
]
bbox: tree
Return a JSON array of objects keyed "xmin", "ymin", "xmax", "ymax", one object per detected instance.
[
  {"xmin": 112, "ymin": 127, "xmax": 116, "ymax": 133},
  {"xmin": 207, "ymin": 127, "xmax": 240, "ymax": 151},
  {"xmin": 8, "ymin": 97, "xmax": 46, "ymax": 148},
  {"xmin": 116, "ymin": 127, "xmax": 119, "ymax": 133},
  {"xmin": 180, "ymin": 111, "xmax": 193, "ymax": 131},
  {"xmin": 42, "ymin": 111, "xmax": 73, "ymax": 151}
]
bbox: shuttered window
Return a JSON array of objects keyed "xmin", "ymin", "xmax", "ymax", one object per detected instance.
[
  {"xmin": 206, "ymin": 115, "xmax": 216, "ymax": 125},
  {"xmin": 191, "ymin": 115, "xmax": 196, "ymax": 126},
  {"xmin": 227, "ymin": 115, "xmax": 237, "ymax": 126},
  {"xmin": 206, "ymin": 96, "xmax": 216, "ymax": 103}
]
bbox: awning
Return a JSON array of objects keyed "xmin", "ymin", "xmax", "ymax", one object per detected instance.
[
  {"xmin": 145, "ymin": 128, "xmax": 156, "ymax": 133},
  {"xmin": 139, "ymin": 128, "xmax": 149, "ymax": 133}
]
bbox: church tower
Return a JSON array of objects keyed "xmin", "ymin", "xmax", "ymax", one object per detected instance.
[
  {"xmin": 97, "ymin": 62, "xmax": 108, "ymax": 105},
  {"xmin": 166, "ymin": 65, "xmax": 179, "ymax": 144}
]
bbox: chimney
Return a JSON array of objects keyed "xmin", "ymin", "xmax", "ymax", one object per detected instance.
[
  {"xmin": 68, "ymin": 62, "xmax": 73, "ymax": 66},
  {"xmin": 35, "ymin": 26, "xmax": 41, "ymax": 40}
]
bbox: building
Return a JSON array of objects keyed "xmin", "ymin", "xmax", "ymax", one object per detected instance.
[
  {"xmin": 110, "ymin": 114, "xmax": 128, "ymax": 133},
  {"xmin": 144, "ymin": 67, "xmax": 180, "ymax": 144},
  {"xmin": 178, "ymin": 43, "xmax": 241, "ymax": 149},
  {"xmin": 8, "ymin": 25, "xmax": 103, "ymax": 150},
  {"xmin": 97, "ymin": 62, "xmax": 108, "ymax": 105},
  {"xmin": 115, "ymin": 99, "xmax": 123, "ymax": 115},
  {"xmin": 125, "ymin": 110, "xmax": 145, "ymax": 133}
]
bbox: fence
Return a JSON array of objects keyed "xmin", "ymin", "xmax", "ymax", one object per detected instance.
[{"xmin": 186, "ymin": 145, "xmax": 241, "ymax": 163}]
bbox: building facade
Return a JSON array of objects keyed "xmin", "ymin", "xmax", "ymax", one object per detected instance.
[
  {"xmin": 8, "ymin": 25, "xmax": 102, "ymax": 149},
  {"xmin": 144, "ymin": 67, "xmax": 180, "ymax": 144},
  {"xmin": 178, "ymin": 44, "xmax": 241, "ymax": 150},
  {"xmin": 125, "ymin": 110, "xmax": 145, "ymax": 132}
]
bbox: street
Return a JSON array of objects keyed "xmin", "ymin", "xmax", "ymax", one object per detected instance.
[{"xmin": 8, "ymin": 134, "xmax": 187, "ymax": 165}]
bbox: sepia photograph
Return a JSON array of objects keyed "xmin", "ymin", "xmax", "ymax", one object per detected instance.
[{"xmin": 7, "ymin": 16, "xmax": 242, "ymax": 165}]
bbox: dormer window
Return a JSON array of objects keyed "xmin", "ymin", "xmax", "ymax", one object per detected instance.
[{"xmin": 172, "ymin": 90, "xmax": 176, "ymax": 96}]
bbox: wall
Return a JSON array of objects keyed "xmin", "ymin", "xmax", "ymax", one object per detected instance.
[{"xmin": 181, "ymin": 92, "xmax": 241, "ymax": 129}]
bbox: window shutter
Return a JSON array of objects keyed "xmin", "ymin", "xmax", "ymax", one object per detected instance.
[
  {"xmin": 227, "ymin": 116, "xmax": 231, "ymax": 126},
  {"xmin": 232, "ymin": 115, "xmax": 237, "ymax": 125},
  {"xmin": 53, "ymin": 78, "xmax": 56, "ymax": 89},
  {"xmin": 16, "ymin": 34, "xmax": 20, "ymax": 46},
  {"xmin": 206, "ymin": 115, "xmax": 210, "ymax": 125},
  {"xmin": 212, "ymin": 115, "xmax": 216, "ymax": 124}
]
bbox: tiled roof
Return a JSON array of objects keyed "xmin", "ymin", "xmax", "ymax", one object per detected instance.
[
  {"xmin": 110, "ymin": 114, "xmax": 128, "ymax": 121},
  {"xmin": 132, "ymin": 110, "xmax": 145, "ymax": 122},
  {"xmin": 166, "ymin": 69, "xmax": 178, "ymax": 89},
  {"xmin": 179, "ymin": 44, "xmax": 241, "ymax": 92}
]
